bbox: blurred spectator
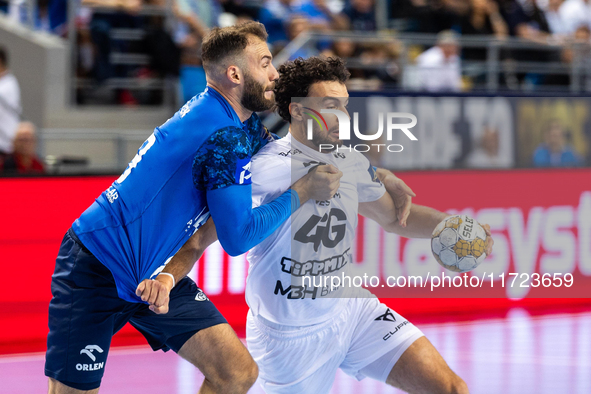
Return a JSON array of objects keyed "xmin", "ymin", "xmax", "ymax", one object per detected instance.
[
  {"xmin": 141, "ymin": 0, "xmax": 181, "ymax": 80},
  {"xmin": 359, "ymin": 42, "xmax": 401, "ymax": 87},
  {"xmin": 321, "ymin": 38, "xmax": 358, "ymax": 59},
  {"xmin": 561, "ymin": 24, "xmax": 591, "ymax": 65},
  {"xmin": 342, "ymin": 0, "xmax": 376, "ymax": 31},
  {"xmin": 0, "ymin": 121, "xmax": 45, "ymax": 174},
  {"xmin": 415, "ymin": 30, "xmax": 461, "ymax": 91},
  {"xmin": 7, "ymin": 0, "xmax": 66, "ymax": 34},
  {"xmin": 218, "ymin": 0, "xmax": 260, "ymax": 20},
  {"xmin": 176, "ymin": 0, "xmax": 220, "ymax": 29},
  {"xmin": 559, "ymin": 0, "xmax": 591, "ymax": 34},
  {"xmin": 293, "ymin": 0, "xmax": 349, "ymax": 30},
  {"xmin": 466, "ymin": 127, "xmax": 510, "ymax": 168},
  {"xmin": 499, "ymin": 0, "xmax": 563, "ymax": 87},
  {"xmin": 461, "ymin": 0, "xmax": 508, "ymax": 37},
  {"xmin": 500, "ymin": 0, "xmax": 551, "ymax": 42},
  {"xmin": 49, "ymin": 0, "xmax": 69, "ymax": 36},
  {"xmin": 173, "ymin": 0, "xmax": 218, "ymax": 101},
  {"xmin": 533, "ymin": 121, "xmax": 583, "ymax": 166},
  {"xmin": 77, "ymin": 25, "xmax": 96, "ymax": 80},
  {"xmin": 461, "ymin": 0, "xmax": 508, "ymax": 60},
  {"xmin": 561, "ymin": 25, "xmax": 591, "ymax": 91},
  {"xmin": 82, "ymin": 0, "xmax": 143, "ymax": 83},
  {"xmin": 80, "ymin": 0, "xmax": 180, "ymax": 105},
  {"xmin": 0, "ymin": 46, "xmax": 21, "ymax": 155},
  {"xmin": 259, "ymin": 0, "xmax": 296, "ymax": 45},
  {"xmin": 287, "ymin": 16, "xmax": 320, "ymax": 59},
  {"xmin": 546, "ymin": 0, "xmax": 568, "ymax": 35},
  {"xmin": 390, "ymin": 0, "xmax": 463, "ymax": 33}
]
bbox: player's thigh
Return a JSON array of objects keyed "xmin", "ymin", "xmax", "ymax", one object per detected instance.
[
  {"xmin": 131, "ymin": 278, "xmax": 249, "ymax": 381},
  {"xmin": 48, "ymin": 378, "xmax": 99, "ymax": 394},
  {"xmin": 178, "ymin": 323, "xmax": 256, "ymax": 383},
  {"xmin": 130, "ymin": 278, "xmax": 227, "ymax": 352},
  {"xmin": 340, "ymin": 296, "xmax": 423, "ymax": 382},
  {"xmin": 246, "ymin": 312, "xmax": 342, "ymax": 394},
  {"xmin": 386, "ymin": 336, "xmax": 469, "ymax": 394},
  {"xmin": 46, "ymin": 230, "xmax": 133, "ymax": 392}
]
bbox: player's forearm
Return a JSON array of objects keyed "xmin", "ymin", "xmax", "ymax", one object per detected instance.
[
  {"xmin": 387, "ymin": 204, "xmax": 448, "ymax": 238},
  {"xmin": 158, "ymin": 219, "xmax": 218, "ymax": 285},
  {"xmin": 158, "ymin": 239, "xmax": 201, "ymax": 285},
  {"xmin": 208, "ymin": 185, "xmax": 299, "ymax": 256}
]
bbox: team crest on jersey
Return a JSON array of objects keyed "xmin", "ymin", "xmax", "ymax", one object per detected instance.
[{"xmin": 195, "ymin": 290, "xmax": 209, "ymax": 301}]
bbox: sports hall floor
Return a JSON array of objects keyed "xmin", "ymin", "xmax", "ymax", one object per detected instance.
[{"xmin": 2, "ymin": 306, "xmax": 589, "ymax": 394}]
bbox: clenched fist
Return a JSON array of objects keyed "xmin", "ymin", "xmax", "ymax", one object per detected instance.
[{"xmin": 135, "ymin": 274, "xmax": 174, "ymax": 314}]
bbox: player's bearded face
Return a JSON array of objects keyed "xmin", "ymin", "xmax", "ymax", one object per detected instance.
[
  {"xmin": 308, "ymin": 112, "xmax": 343, "ymax": 151},
  {"xmin": 241, "ymin": 71, "xmax": 275, "ymax": 112}
]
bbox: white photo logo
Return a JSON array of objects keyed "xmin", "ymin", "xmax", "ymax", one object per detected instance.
[{"xmin": 303, "ymin": 107, "xmax": 418, "ymax": 153}]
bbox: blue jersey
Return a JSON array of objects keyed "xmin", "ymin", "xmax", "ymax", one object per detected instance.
[{"xmin": 72, "ymin": 87, "xmax": 273, "ymax": 302}]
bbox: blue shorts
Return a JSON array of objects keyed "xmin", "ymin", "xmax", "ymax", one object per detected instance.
[{"xmin": 45, "ymin": 228, "xmax": 227, "ymax": 391}]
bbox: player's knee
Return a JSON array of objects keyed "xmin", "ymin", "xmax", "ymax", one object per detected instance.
[
  {"xmin": 242, "ymin": 358, "xmax": 259, "ymax": 388},
  {"xmin": 48, "ymin": 378, "xmax": 99, "ymax": 394},
  {"xmin": 230, "ymin": 356, "xmax": 258, "ymax": 393},
  {"xmin": 210, "ymin": 357, "xmax": 258, "ymax": 394}
]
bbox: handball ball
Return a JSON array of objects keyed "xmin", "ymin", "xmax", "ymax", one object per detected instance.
[{"xmin": 431, "ymin": 215, "xmax": 487, "ymax": 273}]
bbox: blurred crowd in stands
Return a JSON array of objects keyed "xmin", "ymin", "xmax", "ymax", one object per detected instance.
[
  {"xmin": 2, "ymin": 0, "xmax": 591, "ymax": 100},
  {"xmin": 0, "ymin": 45, "xmax": 45, "ymax": 174},
  {"xmin": 0, "ymin": 0, "xmax": 589, "ymax": 171}
]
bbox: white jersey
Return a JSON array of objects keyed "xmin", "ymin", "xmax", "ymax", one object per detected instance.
[{"xmin": 246, "ymin": 133, "xmax": 385, "ymax": 326}]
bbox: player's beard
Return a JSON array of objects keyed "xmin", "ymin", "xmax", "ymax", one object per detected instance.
[
  {"xmin": 309, "ymin": 121, "xmax": 343, "ymax": 152},
  {"xmin": 241, "ymin": 72, "xmax": 275, "ymax": 112}
]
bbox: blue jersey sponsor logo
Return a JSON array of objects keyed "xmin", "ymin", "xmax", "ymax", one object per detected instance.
[{"xmin": 235, "ymin": 157, "xmax": 252, "ymax": 185}]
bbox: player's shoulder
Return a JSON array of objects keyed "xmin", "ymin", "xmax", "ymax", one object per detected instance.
[
  {"xmin": 251, "ymin": 136, "xmax": 293, "ymax": 177},
  {"xmin": 255, "ymin": 135, "xmax": 292, "ymax": 158},
  {"xmin": 163, "ymin": 89, "xmax": 241, "ymax": 136}
]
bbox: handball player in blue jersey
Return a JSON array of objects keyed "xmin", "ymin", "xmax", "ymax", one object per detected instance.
[{"xmin": 45, "ymin": 22, "xmax": 341, "ymax": 394}]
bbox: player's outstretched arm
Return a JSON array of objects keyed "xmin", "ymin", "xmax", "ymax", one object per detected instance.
[
  {"xmin": 360, "ymin": 196, "xmax": 494, "ymax": 254},
  {"xmin": 135, "ymin": 217, "xmax": 218, "ymax": 314},
  {"xmin": 207, "ymin": 164, "xmax": 342, "ymax": 256},
  {"xmin": 359, "ymin": 167, "xmax": 442, "ymax": 237},
  {"xmin": 359, "ymin": 193, "xmax": 447, "ymax": 238},
  {"xmin": 374, "ymin": 168, "xmax": 416, "ymax": 227}
]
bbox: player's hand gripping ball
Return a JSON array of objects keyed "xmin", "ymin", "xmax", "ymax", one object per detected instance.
[{"xmin": 431, "ymin": 215, "xmax": 488, "ymax": 273}]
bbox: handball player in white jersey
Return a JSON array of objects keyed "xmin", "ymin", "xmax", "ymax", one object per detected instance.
[{"xmin": 245, "ymin": 57, "xmax": 494, "ymax": 394}]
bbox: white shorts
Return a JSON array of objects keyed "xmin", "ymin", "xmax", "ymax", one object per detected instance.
[{"xmin": 246, "ymin": 294, "xmax": 424, "ymax": 394}]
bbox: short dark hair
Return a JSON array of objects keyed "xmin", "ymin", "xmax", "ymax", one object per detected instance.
[
  {"xmin": 0, "ymin": 46, "xmax": 7, "ymax": 67},
  {"xmin": 201, "ymin": 22, "xmax": 268, "ymax": 76},
  {"xmin": 274, "ymin": 57, "xmax": 350, "ymax": 123}
]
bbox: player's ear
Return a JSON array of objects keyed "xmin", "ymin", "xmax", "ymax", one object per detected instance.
[
  {"xmin": 226, "ymin": 65, "xmax": 241, "ymax": 85},
  {"xmin": 289, "ymin": 103, "xmax": 304, "ymax": 121}
]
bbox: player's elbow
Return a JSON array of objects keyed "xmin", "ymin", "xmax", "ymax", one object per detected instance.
[
  {"xmin": 382, "ymin": 219, "xmax": 401, "ymax": 234},
  {"xmin": 218, "ymin": 235, "xmax": 247, "ymax": 257},
  {"xmin": 226, "ymin": 247, "xmax": 245, "ymax": 257}
]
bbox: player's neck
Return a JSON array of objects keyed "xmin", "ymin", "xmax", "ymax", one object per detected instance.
[{"xmin": 207, "ymin": 83, "xmax": 252, "ymax": 123}]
